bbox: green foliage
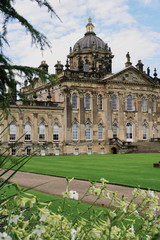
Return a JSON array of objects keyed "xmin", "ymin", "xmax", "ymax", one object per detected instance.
[
  {"xmin": 0, "ymin": 0, "xmax": 60, "ymax": 113},
  {"xmin": 13, "ymin": 153, "xmax": 160, "ymax": 191},
  {"xmin": 0, "ymin": 178, "xmax": 160, "ymax": 239}
]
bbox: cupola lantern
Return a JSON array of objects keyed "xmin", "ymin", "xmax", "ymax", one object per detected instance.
[{"xmin": 86, "ymin": 16, "xmax": 95, "ymax": 33}]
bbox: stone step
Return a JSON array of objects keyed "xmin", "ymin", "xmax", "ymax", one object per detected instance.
[{"xmin": 132, "ymin": 141, "xmax": 160, "ymax": 153}]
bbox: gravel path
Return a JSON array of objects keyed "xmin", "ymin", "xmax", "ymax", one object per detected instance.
[{"xmin": 2, "ymin": 171, "xmax": 160, "ymax": 207}]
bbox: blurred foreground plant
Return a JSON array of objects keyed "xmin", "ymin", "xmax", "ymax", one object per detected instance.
[{"xmin": 0, "ymin": 177, "xmax": 160, "ymax": 239}]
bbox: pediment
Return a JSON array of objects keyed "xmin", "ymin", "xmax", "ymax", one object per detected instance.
[{"xmin": 103, "ymin": 66, "xmax": 154, "ymax": 86}]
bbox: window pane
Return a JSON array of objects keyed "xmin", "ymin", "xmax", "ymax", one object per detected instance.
[
  {"xmin": 113, "ymin": 123, "xmax": 117, "ymax": 138},
  {"xmin": 73, "ymin": 123, "xmax": 78, "ymax": 140},
  {"xmin": 143, "ymin": 124, "xmax": 147, "ymax": 139},
  {"xmin": 98, "ymin": 94, "xmax": 102, "ymax": 110},
  {"xmin": 126, "ymin": 123, "xmax": 132, "ymax": 139},
  {"xmin": 112, "ymin": 95, "xmax": 117, "ymax": 110},
  {"xmin": 25, "ymin": 123, "xmax": 31, "ymax": 140},
  {"xmin": 39, "ymin": 123, "xmax": 45, "ymax": 141},
  {"xmin": 142, "ymin": 97, "xmax": 147, "ymax": 112},
  {"xmin": 127, "ymin": 95, "xmax": 132, "ymax": 111},
  {"xmin": 72, "ymin": 93, "xmax": 77, "ymax": 109},
  {"xmin": 98, "ymin": 124, "xmax": 103, "ymax": 140},
  {"xmin": 10, "ymin": 122, "xmax": 16, "ymax": 141},
  {"xmin": 85, "ymin": 94, "xmax": 90, "ymax": 110},
  {"xmin": 12, "ymin": 149, "xmax": 16, "ymax": 156},
  {"xmin": 53, "ymin": 124, "xmax": 59, "ymax": 141},
  {"xmin": 86, "ymin": 123, "xmax": 91, "ymax": 140}
]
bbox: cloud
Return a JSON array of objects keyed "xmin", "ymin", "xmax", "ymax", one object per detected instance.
[{"xmin": 1, "ymin": 0, "xmax": 160, "ymax": 79}]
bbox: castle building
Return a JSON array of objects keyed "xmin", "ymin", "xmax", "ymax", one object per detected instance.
[{"xmin": 1, "ymin": 17, "xmax": 160, "ymax": 156}]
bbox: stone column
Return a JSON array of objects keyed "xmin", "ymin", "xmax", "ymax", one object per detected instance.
[
  {"xmin": 79, "ymin": 90, "xmax": 85, "ymax": 140},
  {"xmin": 92, "ymin": 91, "xmax": 98, "ymax": 124},
  {"xmin": 106, "ymin": 93, "xmax": 112, "ymax": 138},
  {"xmin": 148, "ymin": 97, "xmax": 153, "ymax": 139},
  {"xmin": 137, "ymin": 97, "xmax": 142, "ymax": 141},
  {"xmin": 33, "ymin": 113, "xmax": 38, "ymax": 143},
  {"xmin": 64, "ymin": 89, "xmax": 72, "ymax": 141},
  {"xmin": 118, "ymin": 93, "xmax": 125, "ymax": 140},
  {"xmin": 48, "ymin": 114, "xmax": 52, "ymax": 142}
]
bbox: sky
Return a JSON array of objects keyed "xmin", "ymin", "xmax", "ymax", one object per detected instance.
[{"xmin": 1, "ymin": 0, "xmax": 160, "ymax": 80}]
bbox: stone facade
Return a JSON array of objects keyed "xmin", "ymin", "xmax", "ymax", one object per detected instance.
[{"xmin": 1, "ymin": 17, "xmax": 160, "ymax": 156}]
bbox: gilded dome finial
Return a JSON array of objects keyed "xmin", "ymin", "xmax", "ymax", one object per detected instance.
[
  {"xmin": 88, "ymin": 16, "xmax": 92, "ymax": 23},
  {"xmin": 86, "ymin": 16, "xmax": 94, "ymax": 33}
]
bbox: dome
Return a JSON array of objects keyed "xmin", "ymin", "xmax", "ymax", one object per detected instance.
[
  {"xmin": 73, "ymin": 17, "xmax": 106, "ymax": 52},
  {"xmin": 73, "ymin": 32, "xmax": 106, "ymax": 52}
]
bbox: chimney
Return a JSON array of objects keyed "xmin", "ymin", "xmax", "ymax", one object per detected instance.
[
  {"xmin": 54, "ymin": 61, "xmax": 64, "ymax": 74},
  {"xmin": 38, "ymin": 60, "xmax": 49, "ymax": 72}
]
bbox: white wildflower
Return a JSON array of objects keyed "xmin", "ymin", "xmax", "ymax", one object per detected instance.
[
  {"xmin": 111, "ymin": 226, "xmax": 121, "ymax": 239},
  {"xmin": 147, "ymin": 190, "xmax": 155, "ymax": 199},
  {"xmin": 39, "ymin": 207, "xmax": 50, "ymax": 221},
  {"xmin": 0, "ymin": 232, "xmax": 12, "ymax": 240},
  {"xmin": 8, "ymin": 214, "xmax": 21, "ymax": 225},
  {"xmin": 32, "ymin": 225, "xmax": 46, "ymax": 237},
  {"xmin": 30, "ymin": 197, "xmax": 36, "ymax": 208},
  {"xmin": 69, "ymin": 190, "xmax": 79, "ymax": 200},
  {"xmin": 109, "ymin": 211, "xmax": 117, "ymax": 219},
  {"xmin": 129, "ymin": 225, "xmax": 135, "ymax": 235},
  {"xmin": 146, "ymin": 235, "xmax": 150, "ymax": 240},
  {"xmin": 123, "ymin": 207, "xmax": 127, "ymax": 213},
  {"xmin": 71, "ymin": 229, "xmax": 77, "ymax": 240}
]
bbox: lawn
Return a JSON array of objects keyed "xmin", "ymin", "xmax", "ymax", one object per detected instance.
[
  {"xmin": 5, "ymin": 184, "xmax": 107, "ymax": 222},
  {"xmin": 14, "ymin": 153, "xmax": 160, "ymax": 191}
]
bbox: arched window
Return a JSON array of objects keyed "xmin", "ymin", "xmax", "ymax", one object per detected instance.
[
  {"xmin": 25, "ymin": 123, "xmax": 31, "ymax": 141},
  {"xmin": 98, "ymin": 94, "xmax": 102, "ymax": 110},
  {"xmin": 143, "ymin": 123, "xmax": 147, "ymax": 139},
  {"xmin": 73, "ymin": 123, "xmax": 78, "ymax": 140},
  {"xmin": 10, "ymin": 122, "xmax": 16, "ymax": 141},
  {"xmin": 112, "ymin": 95, "xmax": 117, "ymax": 110},
  {"xmin": 39, "ymin": 123, "xmax": 45, "ymax": 141},
  {"xmin": 126, "ymin": 123, "xmax": 133, "ymax": 141},
  {"xmin": 53, "ymin": 123, "xmax": 59, "ymax": 141},
  {"xmin": 86, "ymin": 123, "xmax": 91, "ymax": 140},
  {"xmin": 98, "ymin": 124, "xmax": 103, "ymax": 140},
  {"xmin": 127, "ymin": 95, "xmax": 132, "ymax": 111},
  {"xmin": 85, "ymin": 94, "xmax": 90, "ymax": 110},
  {"xmin": 142, "ymin": 97, "xmax": 147, "ymax": 112},
  {"xmin": 152, "ymin": 99, "xmax": 155, "ymax": 113},
  {"xmin": 113, "ymin": 123, "xmax": 117, "ymax": 138},
  {"xmin": 72, "ymin": 93, "xmax": 77, "ymax": 109}
]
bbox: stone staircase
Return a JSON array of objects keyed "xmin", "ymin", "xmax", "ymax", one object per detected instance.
[
  {"xmin": 109, "ymin": 138, "xmax": 160, "ymax": 154},
  {"xmin": 131, "ymin": 141, "xmax": 160, "ymax": 153}
]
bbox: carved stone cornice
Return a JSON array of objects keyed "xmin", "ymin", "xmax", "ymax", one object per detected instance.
[
  {"xmin": 78, "ymin": 90, "xmax": 86, "ymax": 97},
  {"xmin": 91, "ymin": 91, "xmax": 97, "ymax": 97}
]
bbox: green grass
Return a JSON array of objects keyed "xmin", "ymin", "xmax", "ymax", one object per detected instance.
[
  {"xmin": 4, "ymin": 184, "xmax": 107, "ymax": 222},
  {"xmin": 13, "ymin": 153, "xmax": 160, "ymax": 191}
]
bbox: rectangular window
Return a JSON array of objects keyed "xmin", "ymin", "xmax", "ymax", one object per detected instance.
[
  {"xmin": 25, "ymin": 134, "xmax": 31, "ymax": 141},
  {"xmin": 12, "ymin": 149, "xmax": 16, "ymax": 156},
  {"xmin": 10, "ymin": 134, "xmax": 16, "ymax": 141},
  {"xmin": 27, "ymin": 149, "xmax": 31, "ymax": 156},
  {"xmin": 53, "ymin": 134, "xmax": 59, "ymax": 141},
  {"xmin": 39, "ymin": 134, "xmax": 45, "ymax": 141}
]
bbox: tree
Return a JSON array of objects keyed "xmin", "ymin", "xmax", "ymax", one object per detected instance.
[{"xmin": 0, "ymin": 0, "xmax": 60, "ymax": 112}]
